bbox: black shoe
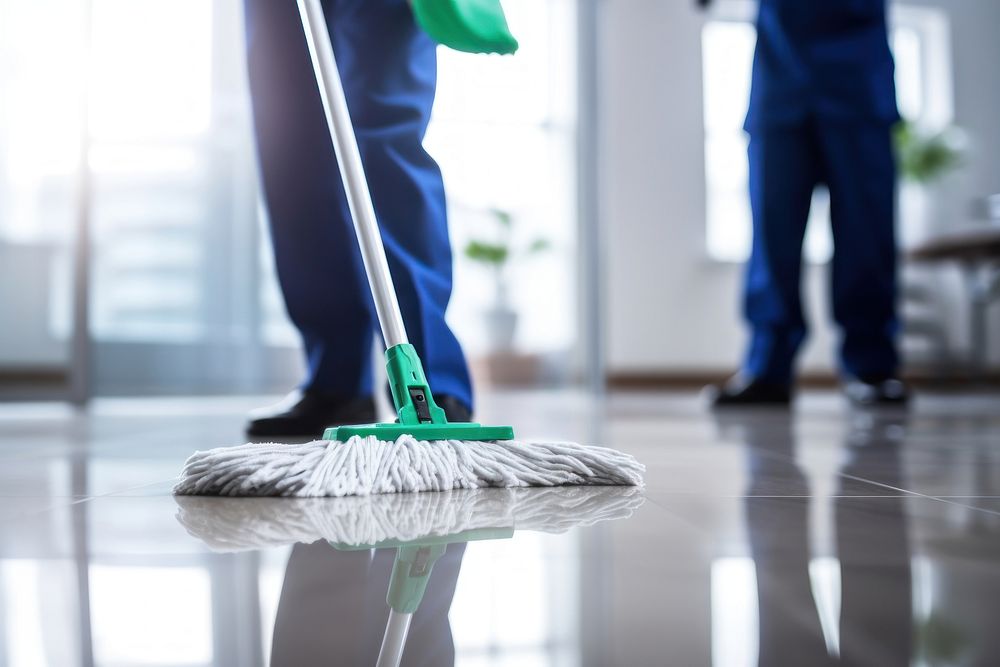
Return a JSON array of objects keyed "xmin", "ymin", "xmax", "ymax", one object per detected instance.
[
  {"xmin": 246, "ymin": 390, "xmax": 376, "ymax": 438},
  {"xmin": 435, "ymin": 394, "xmax": 472, "ymax": 423},
  {"xmin": 705, "ymin": 375, "xmax": 792, "ymax": 408},
  {"xmin": 843, "ymin": 376, "xmax": 910, "ymax": 408}
]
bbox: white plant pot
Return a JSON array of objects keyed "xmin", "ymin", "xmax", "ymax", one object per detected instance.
[
  {"xmin": 898, "ymin": 181, "xmax": 937, "ymax": 248},
  {"xmin": 899, "ymin": 178, "xmax": 955, "ymax": 249},
  {"xmin": 484, "ymin": 306, "xmax": 518, "ymax": 351}
]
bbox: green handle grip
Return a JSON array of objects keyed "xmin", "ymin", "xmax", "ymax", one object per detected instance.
[{"xmin": 386, "ymin": 344, "xmax": 448, "ymax": 426}]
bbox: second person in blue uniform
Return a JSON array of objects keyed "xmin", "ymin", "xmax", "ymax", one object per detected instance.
[{"xmin": 707, "ymin": 0, "xmax": 910, "ymax": 407}]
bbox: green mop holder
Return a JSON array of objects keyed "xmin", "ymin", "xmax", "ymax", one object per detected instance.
[{"xmin": 323, "ymin": 344, "xmax": 515, "ymax": 442}]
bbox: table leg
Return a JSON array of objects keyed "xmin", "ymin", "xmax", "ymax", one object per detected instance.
[{"xmin": 963, "ymin": 263, "xmax": 1000, "ymax": 378}]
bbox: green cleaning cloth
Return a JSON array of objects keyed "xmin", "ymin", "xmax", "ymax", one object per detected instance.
[{"xmin": 410, "ymin": 0, "xmax": 519, "ymax": 55}]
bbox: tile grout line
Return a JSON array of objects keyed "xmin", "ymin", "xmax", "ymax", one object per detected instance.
[
  {"xmin": 838, "ymin": 472, "xmax": 1000, "ymax": 518},
  {"xmin": 8, "ymin": 478, "xmax": 183, "ymax": 519}
]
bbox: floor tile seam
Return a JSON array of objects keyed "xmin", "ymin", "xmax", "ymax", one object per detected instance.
[
  {"xmin": 920, "ymin": 494, "xmax": 1000, "ymax": 517},
  {"xmin": 839, "ymin": 472, "xmax": 1000, "ymax": 518},
  {"xmin": 921, "ymin": 496, "xmax": 1000, "ymax": 518},
  {"xmin": 0, "ymin": 478, "xmax": 183, "ymax": 521},
  {"xmin": 88, "ymin": 478, "xmax": 181, "ymax": 498},
  {"xmin": 0, "ymin": 479, "xmax": 183, "ymax": 500},
  {"xmin": 639, "ymin": 494, "xmax": 717, "ymax": 533},
  {"xmin": 836, "ymin": 472, "xmax": 955, "ymax": 499}
]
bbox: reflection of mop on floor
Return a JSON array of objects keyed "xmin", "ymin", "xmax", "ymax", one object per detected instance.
[
  {"xmin": 342, "ymin": 531, "xmax": 508, "ymax": 667},
  {"xmin": 175, "ymin": 486, "xmax": 644, "ymax": 550},
  {"xmin": 177, "ymin": 488, "xmax": 643, "ymax": 667}
]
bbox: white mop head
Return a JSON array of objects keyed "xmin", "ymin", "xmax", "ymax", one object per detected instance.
[
  {"xmin": 175, "ymin": 486, "xmax": 645, "ymax": 551},
  {"xmin": 173, "ymin": 435, "xmax": 644, "ymax": 497}
]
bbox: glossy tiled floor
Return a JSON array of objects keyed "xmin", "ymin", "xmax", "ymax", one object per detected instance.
[{"xmin": 1, "ymin": 390, "xmax": 999, "ymax": 666}]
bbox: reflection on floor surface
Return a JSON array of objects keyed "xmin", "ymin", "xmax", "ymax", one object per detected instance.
[{"xmin": 1, "ymin": 390, "xmax": 999, "ymax": 666}]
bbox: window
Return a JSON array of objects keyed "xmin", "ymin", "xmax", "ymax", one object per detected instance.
[
  {"xmin": 702, "ymin": 6, "xmax": 951, "ymax": 263},
  {"xmin": 0, "ymin": 0, "xmax": 577, "ymax": 393},
  {"xmin": 89, "ymin": 0, "xmax": 215, "ymax": 342},
  {"xmin": 0, "ymin": 0, "xmax": 85, "ymax": 369},
  {"xmin": 429, "ymin": 0, "xmax": 578, "ymax": 356}
]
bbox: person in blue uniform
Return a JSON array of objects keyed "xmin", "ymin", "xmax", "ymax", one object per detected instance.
[
  {"xmin": 242, "ymin": 0, "xmax": 473, "ymax": 435},
  {"xmin": 705, "ymin": 0, "xmax": 910, "ymax": 406}
]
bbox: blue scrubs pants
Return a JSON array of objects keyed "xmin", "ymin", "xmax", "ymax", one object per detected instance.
[
  {"xmin": 243, "ymin": 0, "xmax": 472, "ymax": 408},
  {"xmin": 743, "ymin": 119, "xmax": 899, "ymax": 384}
]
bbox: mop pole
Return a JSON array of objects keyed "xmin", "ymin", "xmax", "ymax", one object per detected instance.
[
  {"xmin": 376, "ymin": 609, "xmax": 413, "ymax": 667},
  {"xmin": 296, "ymin": 0, "xmax": 409, "ymax": 350}
]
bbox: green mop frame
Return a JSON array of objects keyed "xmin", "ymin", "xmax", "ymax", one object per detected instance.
[{"xmin": 296, "ymin": 0, "xmax": 516, "ymax": 443}]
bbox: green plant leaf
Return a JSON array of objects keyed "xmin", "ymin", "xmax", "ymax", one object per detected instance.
[
  {"xmin": 490, "ymin": 208, "xmax": 513, "ymax": 228},
  {"xmin": 894, "ymin": 121, "xmax": 964, "ymax": 184},
  {"xmin": 526, "ymin": 238, "xmax": 552, "ymax": 254},
  {"xmin": 464, "ymin": 241, "xmax": 509, "ymax": 266}
]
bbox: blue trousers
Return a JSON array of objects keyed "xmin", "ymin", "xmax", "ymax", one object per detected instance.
[
  {"xmin": 743, "ymin": 119, "xmax": 899, "ymax": 383},
  {"xmin": 244, "ymin": 0, "xmax": 472, "ymax": 408}
]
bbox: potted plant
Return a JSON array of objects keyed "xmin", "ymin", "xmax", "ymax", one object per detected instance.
[
  {"xmin": 463, "ymin": 208, "xmax": 550, "ymax": 351},
  {"xmin": 895, "ymin": 121, "xmax": 964, "ymax": 183},
  {"xmin": 894, "ymin": 120, "xmax": 966, "ymax": 246}
]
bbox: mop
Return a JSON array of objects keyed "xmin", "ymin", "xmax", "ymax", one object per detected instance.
[{"xmin": 173, "ymin": 0, "xmax": 644, "ymax": 498}]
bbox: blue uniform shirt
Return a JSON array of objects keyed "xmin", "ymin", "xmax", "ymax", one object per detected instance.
[{"xmin": 744, "ymin": 0, "xmax": 900, "ymax": 131}]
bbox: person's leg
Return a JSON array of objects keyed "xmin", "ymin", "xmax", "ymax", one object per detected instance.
[
  {"xmin": 329, "ymin": 0, "xmax": 473, "ymax": 411},
  {"xmin": 741, "ymin": 124, "xmax": 820, "ymax": 385},
  {"xmin": 817, "ymin": 122, "xmax": 900, "ymax": 381},
  {"xmin": 244, "ymin": 0, "xmax": 375, "ymax": 398},
  {"xmin": 820, "ymin": 122, "xmax": 907, "ymax": 405}
]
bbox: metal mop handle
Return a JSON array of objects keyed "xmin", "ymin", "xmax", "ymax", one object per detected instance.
[
  {"xmin": 297, "ymin": 0, "xmax": 409, "ymax": 349},
  {"xmin": 376, "ymin": 609, "xmax": 413, "ymax": 667}
]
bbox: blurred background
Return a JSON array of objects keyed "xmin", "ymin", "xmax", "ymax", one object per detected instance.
[{"xmin": 0, "ymin": 0, "xmax": 997, "ymax": 402}]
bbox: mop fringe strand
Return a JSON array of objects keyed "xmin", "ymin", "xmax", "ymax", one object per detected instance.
[{"xmin": 173, "ymin": 436, "xmax": 645, "ymax": 497}]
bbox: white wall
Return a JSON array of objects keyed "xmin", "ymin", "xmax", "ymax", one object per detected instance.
[{"xmin": 601, "ymin": 0, "xmax": 1000, "ymax": 377}]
